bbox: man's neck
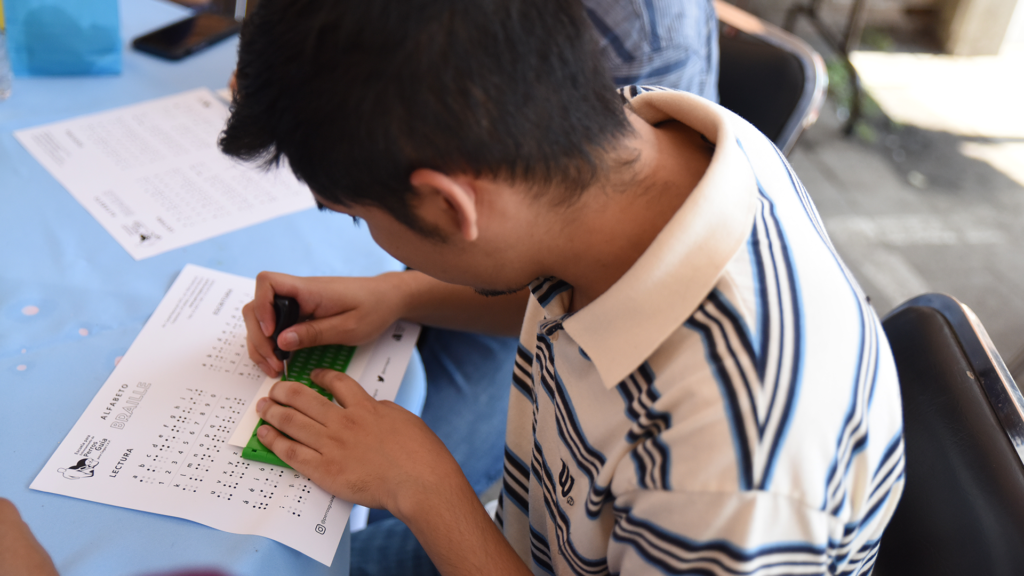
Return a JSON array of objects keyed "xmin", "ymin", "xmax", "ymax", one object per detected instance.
[{"xmin": 542, "ymin": 111, "xmax": 713, "ymax": 313}]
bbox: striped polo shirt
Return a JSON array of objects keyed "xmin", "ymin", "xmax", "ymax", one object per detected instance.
[{"xmin": 497, "ymin": 86, "xmax": 904, "ymax": 576}]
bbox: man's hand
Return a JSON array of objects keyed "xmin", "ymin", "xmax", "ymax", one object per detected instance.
[
  {"xmin": 0, "ymin": 499, "xmax": 59, "ymax": 576},
  {"xmin": 254, "ymin": 369, "xmax": 459, "ymax": 516},
  {"xmin": 253, "ymin": 370, "xmax": 532, "ymax": 576},
  {"xmin": 242, "ymin": 272, "xmax": 411, "ymax": 377},
  {"xmin": 242, "ymin": 269, "xmax": 528, "ymax": 378}
]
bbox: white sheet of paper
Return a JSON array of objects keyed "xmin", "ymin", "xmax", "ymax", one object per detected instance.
[
  {"xmin": 31, "ymin": 264, "xmax": 420, "ymax": 566},
  {"xmin": 15, "ymin": 88, "xmax": 315, "ymax": 260}
]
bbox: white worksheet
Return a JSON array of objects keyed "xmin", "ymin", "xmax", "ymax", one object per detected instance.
[
  {"xmin": 15, "ymin": 89, "xmax": 316, "ymax": 260},
  {"xmin": 31, "ymin": 264, "xmax": 420, "ymax": 566}
]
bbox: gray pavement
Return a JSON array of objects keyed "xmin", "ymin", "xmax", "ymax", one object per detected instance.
[{"xmin": 790, "ymin": 96, "xmax": 1024, "ymax": 379}]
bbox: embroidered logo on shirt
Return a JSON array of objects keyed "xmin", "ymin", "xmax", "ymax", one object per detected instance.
[{"xmin": 559, "ymin": 459, "xmax": 575, "ymax": 505}]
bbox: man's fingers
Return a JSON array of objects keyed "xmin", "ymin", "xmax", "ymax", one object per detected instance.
[
  {"xmin": 254, "ymin": 271, "xmax": 309, "ymax": 339},
  {"xmin": 242, "ymin": 302, "xmax": 281, "ymax": 376},
  {"xmin": 312, "ymin": 369, "xmax": 373, "ymax": 409},
  {"xmin": 248, "ymin": 339, "xmax": 279, "ymax": 378},
  {"xmin": 279, "ymin": 312, "xmax": 361, "ymax": 350},
  {"xmin": 253, "ymin": 271, "xmax": 287, "ymax": 338},
  {"xmin": 267, "ymin": 380, "xmax": 338, "ymax": 427},
  {"xmin": 258, "ymin": 392, "xmax": 326, "ymax": 448},
  {"xmin": 255, "ymin": 424, "xmax": 320, "ymax": 469}
]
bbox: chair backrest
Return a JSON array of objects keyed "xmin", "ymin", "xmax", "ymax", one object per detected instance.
[
  {"xmin": 875, "ymin": 293, "xmax": 1024, "ymax": 576},
  {"xmin": 714, "ymin": 1, "xmax": 827, "ymax": 155}
]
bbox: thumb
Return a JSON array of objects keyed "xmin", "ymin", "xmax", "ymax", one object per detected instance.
[{"xmin": 278, "ymin": 313, "xmax": 360, "ymax": 351}]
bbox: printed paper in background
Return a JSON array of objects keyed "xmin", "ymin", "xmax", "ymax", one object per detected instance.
[{"xmin": 15, "ymin": 89, "xmax": 316, "ymax": 260}]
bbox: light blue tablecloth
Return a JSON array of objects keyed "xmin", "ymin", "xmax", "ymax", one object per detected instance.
[{"xmin": 0, "ymin": 2, "xmax": 426, "ymax": 574}]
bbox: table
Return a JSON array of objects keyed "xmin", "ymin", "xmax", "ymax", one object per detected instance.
[{"xmin": 0, "ymin": 1, "xmax": 426, "ymax": 574}]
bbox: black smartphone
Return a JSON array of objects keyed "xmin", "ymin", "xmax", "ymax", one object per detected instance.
[{"xmin": 132, "ymin": 12, "xmax": 241, "ymax": 61}]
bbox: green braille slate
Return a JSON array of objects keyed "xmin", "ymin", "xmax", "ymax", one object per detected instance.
[{"xmin": 241, "ymin": 344, "xmax": 356, "ymax": 468}]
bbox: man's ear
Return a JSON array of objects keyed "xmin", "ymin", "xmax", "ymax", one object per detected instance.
[{"xmin": 408, "ymin": 168, "xmax": 479, "ymax": 241}]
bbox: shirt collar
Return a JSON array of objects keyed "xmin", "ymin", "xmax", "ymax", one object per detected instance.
[{"xmin": 555, "ymin": 88, "xmax": 759, "ymax": 389}]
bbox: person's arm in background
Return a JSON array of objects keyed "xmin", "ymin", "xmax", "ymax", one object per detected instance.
[
  {"xmin": 582, "ymin": 0, "xmax": 719, "ymax": 101},
  {"xmin": 0, "ymin": 498, "xmax": 59, "ymax": 576}
]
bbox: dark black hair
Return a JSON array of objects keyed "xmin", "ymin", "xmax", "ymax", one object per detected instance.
[{"xmin": 220, "ymin": 0, "xmax": 631, "ymax": 233}]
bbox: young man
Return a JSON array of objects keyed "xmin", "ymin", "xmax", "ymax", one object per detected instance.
[{"xmin": 221, "ymin": 0, "xmax": 904, "ymax": 575}]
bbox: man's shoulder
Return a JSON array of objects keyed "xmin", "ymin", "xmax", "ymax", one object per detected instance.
[{"xmin": 636, "ymin": 124, "xmax": 902, "ymax": 480}]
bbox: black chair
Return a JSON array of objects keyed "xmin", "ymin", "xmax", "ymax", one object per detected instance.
[
  {"xmin": 874, "ymin": 293, "xmax": 1024, "ymax": 576},
  {"xmin": 715, "ymin": 1, "xmax": 827, "ymax": 156}
]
